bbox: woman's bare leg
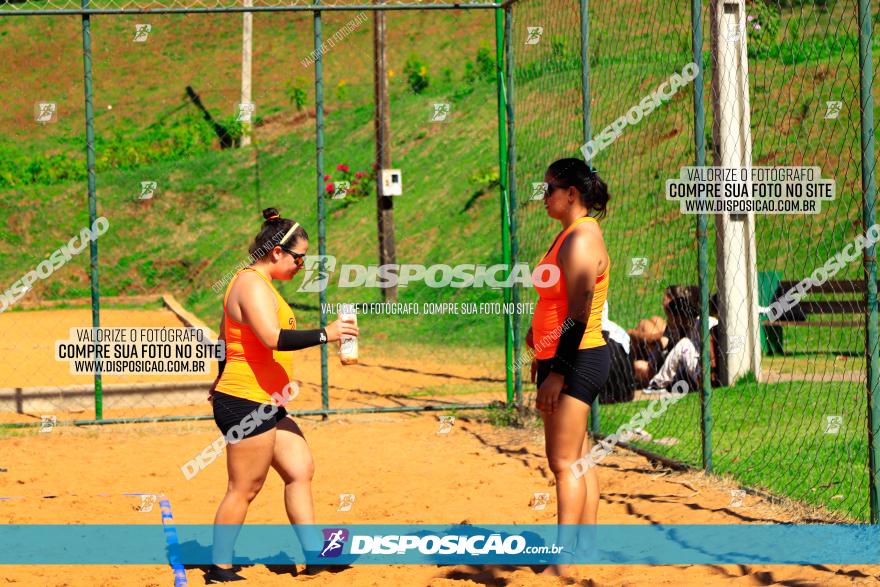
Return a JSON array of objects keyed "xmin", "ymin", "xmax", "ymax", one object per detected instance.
[
  {"xmin": 271, "ymin": 417, "xmax": 321, "ymax": 558},
  {"xmin": 579, "ymin": 433, "xmax": 600, "ymax": 524},
  {"xmin": 272, "ymin": 418, "xmax": 316, "ymax": 523},
  {"xmin": 573, "ymin": 433, "xmax": 600, "ymax": 563},
  {"xmin": 212, "ymin": 429, "xmax": 276, "ymax": 569},
  {"xmin": 540, "ymin": 394, "xmax": 591, "ymax": 577}
]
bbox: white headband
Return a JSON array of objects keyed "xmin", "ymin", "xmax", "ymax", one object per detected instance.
[{"xmin": 279, "ymin": 222, "xmax": 300, "ymax": 246}]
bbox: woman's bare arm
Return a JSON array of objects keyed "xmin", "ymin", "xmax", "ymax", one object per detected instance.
[
  {"xmin": 208, "ymin": 314, "xmax": 227, "ymax": 397},
  {"xmin": 235, "ymin": 273, "xmax": 282, "ymax": 349},
  {"xmin": 536, "ymin": 226, "xmax": 604, "ymax": 410},
  {"xmin": 558, "ymin": 227, "xmax": 603, "ymax": 329},
  {"xmin": 229, "ymin": 272, "xmax": 358, "ymax": 350}
]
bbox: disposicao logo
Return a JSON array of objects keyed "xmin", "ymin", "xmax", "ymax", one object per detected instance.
[{"xmin": 320, "ymin": 528, "xmax": 349, "ymax": 558}]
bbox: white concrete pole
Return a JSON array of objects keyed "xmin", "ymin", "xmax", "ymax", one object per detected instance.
[
  {"xmin": 711, "ymin": 0, "xmax": 761, "ymax": 385},
  {"xmin": 241, "ymin": 0, "xmax": 253, "ymax": 147}
]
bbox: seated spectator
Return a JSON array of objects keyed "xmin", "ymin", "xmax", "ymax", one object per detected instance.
[
  {"xmin": 629, "ymin": 316, "xmax": 666, "ymax": 387},
  {"xmin": 630, "ymin": 285, "xmax": 698, "ymax": 386},
  {"xmin": 646, "ymin": 294, "xmax": 718, "ymax": 392},
  {"xmin": 600, "ymin": 302, "xmax": 636, "ymax": 403}
]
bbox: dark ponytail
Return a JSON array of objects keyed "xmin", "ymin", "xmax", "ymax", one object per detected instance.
[
  {"xmin": 547, "ymin": 158, "xmax": 610, "ymax": 219},
  {"xmin": 250, "ymin": 207, "xmax": 308, "ymax": 260}
]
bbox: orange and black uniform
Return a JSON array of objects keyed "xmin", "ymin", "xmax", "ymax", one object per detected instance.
[
  {"xmin": 212, "ymin": 268, "xmax": 297, "ymax": 440},
  {"xmin": 532, "ymin": 216, "xmax": 611, "ymax": 405}
]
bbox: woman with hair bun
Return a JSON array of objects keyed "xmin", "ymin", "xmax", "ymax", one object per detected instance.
[
  {"xmin": 205, "ymin": 208, "xmax": 358, "ymax": 583},
  {"xmin": 527, "ymin": 158, "xmax": 611, "ymax": 576}
]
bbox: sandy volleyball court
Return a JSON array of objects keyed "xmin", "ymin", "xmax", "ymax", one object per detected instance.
[{"xmin": 0, "ymin": 412, "xmax": 877, "ymax": 586}]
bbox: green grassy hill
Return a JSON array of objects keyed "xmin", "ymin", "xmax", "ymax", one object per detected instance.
[
  {"xmin": 0, "ymin": 2, "xmax": 872, "ymax": 346},
  {"xmin": 0, "ymin": 9, "xmax": 508, "ymax": 354}
]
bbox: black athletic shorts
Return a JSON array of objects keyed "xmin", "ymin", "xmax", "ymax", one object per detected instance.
[
  {"xmin": 211, "ymin": 391, "xmax": 289, "ymax": 441},
  {"xmin": 536, "ymin": 345, "xmax": 611, "ymax": 405}
]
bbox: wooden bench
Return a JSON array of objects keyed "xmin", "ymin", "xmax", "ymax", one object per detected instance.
[
  {"xmin": 763, "ymin": 279, "xmax": 869, "ymax": 327},
  {"xmin": 759, "ymin": 277, "xmax": 870, "ymax": 354}
]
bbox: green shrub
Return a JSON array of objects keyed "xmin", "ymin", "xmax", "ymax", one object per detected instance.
[
  {"xmin": 470, "ymin": 168, "xmax": 500, "ymax": 191},
  {"xmin": 745, "ymin": 0, "xmax": 781, "ymax": 57},
  {"xmin": 335, "ymin": 80, "xmax": 349, "ymax": 102},
  {"xmin": 484, "ymin": 401, "xmax": 538, "ymax": 428},
  {"xmin": 450, "ymin": 84, "xmax": 475, "ymax": 103},
  {"xmin": 513, "ymin": 37, "xmax": 580, "ymax": 83},
  {"xmin": 550, "ymin": 36, "xmax": 568, "ymax": 58},
  {"xmin": 404, "ymin": 56, "xmax": 430, "ymax": 94},
  {"xmin": 285, "ymin": 77, "xmax": 309, "ymax": 111},
  {"xmin": 217, "ymin": 115, "xmax": 246, "ymax": 146},
  {"xmin": 761, "ymin": 35, "xmax": 856, "ymax": 65},
  {"xmin": 0, "ymin": 109, "xmax": 232, "ymax": 190},
  {"xmin": 138, "ymin": 260, "xmax": 158, "ymax": 288},
  {"xmin": 764, "ymin": 0, "xmax": 832, "ymax": 8},
  {"xmin": 464, "ymin": 46, "xmax": 495, "ymax": 84},
  {"xmin": 734, "ymin": 371, "xmax": 759, "ymax": 387},
  {"xmin": 463, "ymin": 168, "xmax": 501, "ymax": 211}
]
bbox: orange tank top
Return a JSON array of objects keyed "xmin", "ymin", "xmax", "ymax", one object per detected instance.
[
  {"xmin": 215, "ymin": 268, "xmax": 296, "ymax": 404},
  {"xmin": 532, "ymin": 216, "xmax": 609, "ymax": 360}
]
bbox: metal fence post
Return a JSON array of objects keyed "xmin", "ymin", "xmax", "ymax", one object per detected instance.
[
  {"xmin": 857, "ymin": 0, "xmax": 880, "ymax": 524},
  {"xmin": 314, "ymin": 3, "xmax": 329, "ymax": 414},
  {"xmin": 691, "ymin": 0, "xmax": 711, "ymax": 472},
  {"xmin": 81, "ymin": 0, "xmax": 102, "ymax": 420},
  {"xmin": 495, "ymin": 7, "xmax": 514, "ymax": 405},
  {"xmin": 504, "ymin": 4, "xmax": 522, "ymax": 407},
  {"xmin": 579, "ymin": 0, "xmax": 600, "ymax": 435}
]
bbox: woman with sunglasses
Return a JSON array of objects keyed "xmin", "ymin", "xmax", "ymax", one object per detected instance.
[
  {"xmin": 205, "ymin": 207, "xmax": 358, "ymax": 583},
  {"xmin": 527, "ymin": 158, "xmax": 610, "ymax": 577}
]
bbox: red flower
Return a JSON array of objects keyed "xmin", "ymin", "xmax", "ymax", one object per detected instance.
[
  {"xmin": 323, "ymin": 174, "xmax": 331, "ymax": 181},
  {"xmin": 355, "ymin": 171, "xmax": 365, "ymax": 179},
  {"xmin": 337, "ymin": 164, "xmax": 349, "ymax": 172},
  {"xmin": 371, "ymin": 162, "xmax": 378, "ymax": 170},
  {"xmin": 325, "ymin": 183, "xmax": 334, "ymax": 193}
]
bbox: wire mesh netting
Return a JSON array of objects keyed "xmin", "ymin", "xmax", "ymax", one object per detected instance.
[
  {"xmin": 2, "ymin": 0, "xmax": 880, "ymax": 524},
  {"xmin": 705, "ymin": 0, "xmax": 870, "ymax": 522},
  {"xmin": 511, "ymin": 0, "xmax": 703, "ymax": 466},
  {"xmin": 0, "ymin": 7, "xmax": 510, "ymax": 424},
  {"xmin": 510, "ymin": 0, "xmax": 877, "ymax": 522},
  {"xmin": 313, "ymin": 7, "xmax": 508, "ymax": 407},
  {"xmin": 0, "ymin": 0, "xmax": 490, "ymax": 14},
  {"xmin": 0, "ymin": 12, "xmax": 307, "ymax": 421}
]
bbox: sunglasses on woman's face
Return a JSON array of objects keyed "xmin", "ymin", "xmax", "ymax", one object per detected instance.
[
  {"xmin": 281, "ymin": 247, "xmax": 306, "ymax": 266},
  {"xmin": 544, "ymin": 182, "xmax": 566, "ymax": 199}
]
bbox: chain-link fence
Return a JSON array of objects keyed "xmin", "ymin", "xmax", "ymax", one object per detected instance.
[
  {"xmin": 0, "ymin": 3, "xmax": 513, "ymax": 426},
  {"xmin": 314, "ymin": 7, "xmax": 510, "ymax": 410},
  {"xmin": 706, "ymin": 0, "xmax": 871, "ymax": 522},
  {"xmin": 510, "ymin": 0, "xmax": 879, "ymax": 523},
  {"xmin": 3, "ymin": 0, "xmax": 880, "ymax": 524}
]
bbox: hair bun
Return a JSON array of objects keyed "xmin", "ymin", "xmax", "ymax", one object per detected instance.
[
  {"xmin": 546, "ymin": 158, "xmax": 609, "ymax": 219},
  {"xmin": 262, "ymin": 207, "xmax": 281, "ymax": 222}
]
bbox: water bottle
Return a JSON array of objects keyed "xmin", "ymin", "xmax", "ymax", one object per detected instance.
[{"xmin": 338, "ymin": 304, "xmax": 358, "ymax": 365}]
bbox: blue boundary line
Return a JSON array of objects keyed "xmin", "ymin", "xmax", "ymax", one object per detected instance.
[
  {"xmin": 0, "ymin": 492, "xmax": 159, "ymax": 502},
  {"xmin": 160, "ymin": 497, "xmax": 188, "ymax": 587},
  {"xmin": 0, "ymin": 492, "xmax": 188, "ymax": 584}
]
